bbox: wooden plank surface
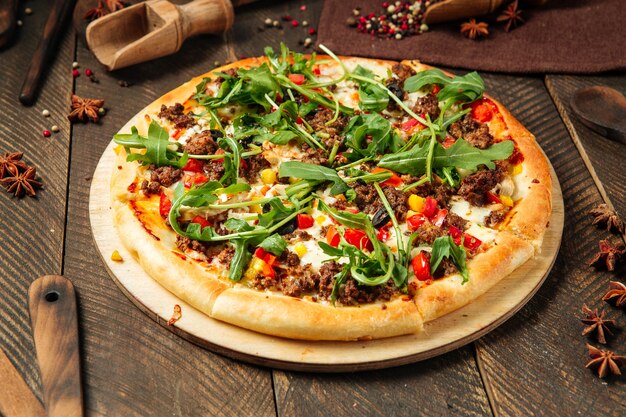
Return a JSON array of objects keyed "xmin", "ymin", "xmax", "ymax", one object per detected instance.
[
  {"xmin": 0, "ymin": 0, "xmax": 74, "ymax": 404},
  {"xmin": 473, "ymin": 74, "xmax": 626, "ymax": 416}
]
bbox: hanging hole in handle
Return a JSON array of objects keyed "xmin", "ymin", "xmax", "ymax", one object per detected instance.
[{"xmin": 45, "ymin": 291, "xmax": 60, "ymax": 303}]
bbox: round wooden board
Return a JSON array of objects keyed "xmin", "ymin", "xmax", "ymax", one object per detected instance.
[{"xmin": 90, "ymin": 140, "xmax": 563, "ymax": 372}]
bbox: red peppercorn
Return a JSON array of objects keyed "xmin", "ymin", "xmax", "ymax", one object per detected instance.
[
  {"xmin": 72, "ymin": 69, "xmax": 79, "ymax": 78},
  {"xmin": 85, "ymin": 68, "xmax": 93, "ymax": 76},
  {"xmin": 43, "ymin": 130, "xmax": 51, "ymax": 137},
  {"xmin": 308, "ymin": 28, "xmax": 316, "ymax": 35},
  {"xmin": 291, "ymin": 20, "xmax": 298, "ymax": 27},
  {"xmin": 282, "ymin": 15, "xmax": 292, "ymax": 21},
  {"xmin": 299, "ymin": 5, "xmax": 306, "ymax": 11}
]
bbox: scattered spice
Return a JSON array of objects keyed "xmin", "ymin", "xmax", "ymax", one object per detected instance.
[
  {"xmin": 460, "ymin": 18, "xmax": 489, "ymax": 40},
  {"xmin": 167, "ymin": 304, "xmax": 182, "ymax": 325},
  {"xmin": 118, "ymin": 80, "xmax": 132, "ymax": 87},
  {"xmin": 585, "ymin": 344, "xmax": 625, "ymax": 378},
  {"xmin": 349, "ymin": 1, "xmax": 436, "ymax": 39},
  {"xmin": 42, "ymin": 109, "xmax": 50, "ymax": 117},
  {"xmin": 85, "ymin": 68, "xmax": 93, "ymax": 76},
  {"xmin": 1, "ymin": 167, "xmax": 43, "ymax": 198},
  {"xmin": 51, "ymin": 125, "xmax": 60, "ymax": 133},
  {"xmin": 68, "ymin": 94, "xmax": 105, "ymax": 123},
  {"xmin": 302, "ymin": 20, "xmax": 309, "ymax": 27},
  {"xmin": 42, "ymin": 130, "xmax": 51, "ymax": 138},
  {"xmin": 24, "ymin": 7, "xmax": 32, "ymax": 15},
  {"xmin": 72, "ymin": 69, "xmax": 80, "ymax": 78},
  {"xmin": 84, "ymin": 0, "xmax": 109, "ymax": 21},
  {"xmin": 496, "ymin": 0, "xmax": 524, "ymax": 32},
  {"xmin": 589, "ymin": 203, "xmax": 624, "ymax": 234},
  {"xmin": 308, "ymin": 28, "xmax": 317, "ymax": 35},
  {"xmin": 299, "ymin": 5, "xmax": 307, "ymax": 12},
  {"xmin": 291, "ymin": 20, "xmax": 299, "ymax": 28},
  {"xmin": 580, "ymin": 304, "xmax": 615, "ymax": 344},
  {"xmin": 589, "ymin": 239, "xmax": 625, "ymax": 271},
  {"xmin": 72, "ymin": 61, "xmax": 79, "ymax": 69},
  {"xmin": 603, "ymin": 281, "xmax": 626, "ymax": 308},
  {"xmin": 0, "ymin": 152, "xmax": 29, "ymax": 178}
]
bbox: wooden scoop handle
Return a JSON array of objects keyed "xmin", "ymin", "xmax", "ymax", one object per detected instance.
[
  {"xmin": 29, "ymin": 275, "xmax": 84, "ymax": 417},
  {"xmin": 178, "ymin": 0, "xmax": 234, "ymax": 38}
]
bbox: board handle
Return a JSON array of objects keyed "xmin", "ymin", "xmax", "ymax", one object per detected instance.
[{"xmin": 28, "ymin": 275, "xmax": 84, "ymax": 417}]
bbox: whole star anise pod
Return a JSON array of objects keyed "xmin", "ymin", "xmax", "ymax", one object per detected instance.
[
  {"xmin": 603, "ymin": 281, "xmax": 626, "ymax": 308},
  {"xmin": 84, "ymin": 0, "xmax": 109, "ymax": 21},
  {"xmin": 589, "ymin": 239, "xmax": 626, "ymax": 271},
  {"xmin": 68, "ymin": 94, "xmax": 105, "ymax": 123},
  {"xmin": 497, "ymin": 0, "xmax": 525, "ymax": 32},
  {"xmin": 460, "ymin": 19, "xmax": 489, "ymax": 40},
  {"xmin": 589, "ymin": 203, "xmax": 624, "ymax": 234},
  {"xmin": 586, "ymin": 344, "xmax": 626, "ymax": 378},
  {"xmin": 0, "ymin": 151, "xmax": 29, "ymax": 178},
  {"xmin": 1, "ymin": 167, "xmax": 43, "ymax": 198},
  {"xmin": 580, "ymin": 304, "xmax": 616, "ymax": 344}
]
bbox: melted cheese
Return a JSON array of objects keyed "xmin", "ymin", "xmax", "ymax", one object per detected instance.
[{"xmin": 449, "ymin": 197, "xmax": 493, "ymax": 226}]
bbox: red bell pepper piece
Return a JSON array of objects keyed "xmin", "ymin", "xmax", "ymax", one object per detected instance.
[
  {"xmin": 288, "ymin": 73, "xmax": 306, "ymax": 85},
  {"xmin": 412, "ymin": 252, "xmax": 433, "ymax": 281},
  {"xmin": 432, "ymin": 84, "xmax": 441, "ymax": 95},
  {"xmin": 372, "ymin": 167, "xmax": 403, "ymax": 187},
  {"xmin": 433, "ymin": 209, "xmax": 448, "ymax": 227},
  {"xmin": 326, "ymin": 226, "xmax": 340, "ymax": 248},
  {"xmin": 463, "ymin": 233, "xmax": 482, "ymax": 251},
  {"xmin": 296, "ymin": 213, "xmax": 314, "ymax": 229},
  {"xmin": 422, "ymin": 196, "xmax": 438, "ymax": 218},
  {"xmin": 406, "ymin": 213, "xmax": 427, "ymax": 231},
  {"xmin": 470, "ymin": 99, "xmax": 497, "ymax": 123},
  {"xmin": 376, "ymin": 224, "xmax": 391, "ymax": 242},
  {"xmin": 191, "ymin": 215, "xmax": 211, "ymax": 229},
  {"xmin": 449, "ymin": 225, "xmax": 462, "ymax": 246},
  {"xmin": 159, "ymin": 193, "xmax": 172, "ymax": 218},
  {"xmin": 486, "ymin": 191, "xmax": 502, "ymax": 205},
  {"xmin": 442, "ymin": 136, "xmax": 456, "ymax": 149},
  {"xmin": 183, "ymin": 158, "xmax": 205, "ymax": 173},
  {"xmin": 184, "ymin": 174, "xmax": 208, "ymax": 188},
  {"xmin": 344, "ymin": 228, "xmax": 373, "ymax": 251}
]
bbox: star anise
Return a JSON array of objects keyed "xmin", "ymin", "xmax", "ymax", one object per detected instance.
[
  {"xmin": 580, "ymin": 304, "xmax": 616, "ymax": 344},
  {"xmin": 589, "ymin": 203, "xmax": 624, "ymax": 234},
  {"xmin": 105, "ymin": 0, "xmax": 126, "ymax": 12},
  {"xmin": 497, "ymin": 0, "xmax": 525, "ymax": 32},
  {"xmin": 585, "ymin": 344, "xmax": 626, "ymax": 378},
  {"xmin": 0, "ymin": 152, "xmax": 29, "ymax": 178},
  {"xmin": 68, "ymin": 95, "xmax": 105, "ymax": 123},
  {"xmin": 460, "ymin": 19, "xmax": 489, "ymax": 40},
  {"xmin": 589, "ymin": 239, "xmax": 626, "ymax": 271},
  {"xmin": 1, "ymin": 167, "xmax": 42, "ymax": 198},
  {"xmin": 603, "ymin": 281, "xmax": 626, "ymax": 308},
  {"xmin": 84, "ymin": 0, "xmax": 109, "ymax": 21}
]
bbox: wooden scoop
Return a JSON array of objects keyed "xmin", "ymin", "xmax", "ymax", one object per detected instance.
[
  {"xmin": 423, "ymin": 0, "xmax": 549, "ymax": 25},
  {"xmin": 570, "ymin": 86, "xmax": 626, "ymax": 146},
  {"xmin": 86, "ymin": 0, "xmax": 234, "ymax": 70}
]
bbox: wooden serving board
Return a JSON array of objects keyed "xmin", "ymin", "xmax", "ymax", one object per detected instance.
[{"xmin": 89, "ymin": 141, "xmax": 563, "ymax": 372}]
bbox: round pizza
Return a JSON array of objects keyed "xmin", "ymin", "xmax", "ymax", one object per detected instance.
[{"xmin": 110, "ymin": 45, "xmax": 552, "ymax": 341}]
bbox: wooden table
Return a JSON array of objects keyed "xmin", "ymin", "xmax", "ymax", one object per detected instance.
[{"xmin": 1, "ymin": 1, "xmax": 625, "ymax": 416}]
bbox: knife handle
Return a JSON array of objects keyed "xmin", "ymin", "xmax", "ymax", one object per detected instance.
[
  {"xmin": 29, "ymin": 275, "xmax": 84, "ymax": 417},
  {"xmin": 0, "ymin": 0, "xmax": 19, "ymax": 49}
]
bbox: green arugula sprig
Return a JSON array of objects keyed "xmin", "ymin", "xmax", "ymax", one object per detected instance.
[
  {"xmin": 279, "ymin": 161, "xmax": 349, "ymax": 196},
  {"xmin": 114, "ymin": 121, "xmax": 189, "ymax": 168},
  {"xmin": 430, "ymin": 236, "xmax": 469, "ymax": 283}
]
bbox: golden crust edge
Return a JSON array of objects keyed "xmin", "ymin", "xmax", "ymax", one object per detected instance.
[{"xmin": 415, "ymin": 231, "xmax": 534, "ymax": 322}]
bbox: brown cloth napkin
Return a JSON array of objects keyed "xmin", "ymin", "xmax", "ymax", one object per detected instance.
[{"xmin": 317, "ymin": 0, "xmax": 626, "ymax": 74}]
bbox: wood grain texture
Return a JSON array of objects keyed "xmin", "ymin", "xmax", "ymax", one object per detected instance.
[
  {"xmin": 29, "ymin": 275, "xmax": 83, "ymax": 417},
  {"xmin": 545, "ymin": 74, "xmax": 626, "ymax": 218},
  {"xmin": 0, "ymin": 0, "xmax": 74, "ymax": 405},
  {"xmin": 59, "ymin": 10, "xmax": 275, "ymax": 417},
  {"xmin": 472, "ymin": 74, "xmax": 626, "ymax": 417},
  {"xmin": 0, "ymin": 348, "xmax": 45, "ymax": 417}
]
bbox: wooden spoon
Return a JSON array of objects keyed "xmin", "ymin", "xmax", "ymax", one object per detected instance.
[
  {"xmin": 570, "ymin": 86, "xmax": 626, "ymax": 145},
  {"xmin": 85, "ymin": 0, "xmax": 235, "ymax": 70},
  {"xmin": 29, "ymin": 275, "xmax": 84, "ymax": 417}
]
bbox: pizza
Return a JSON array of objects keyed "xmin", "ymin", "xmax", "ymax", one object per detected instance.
[{"xmin": 109, "ymin": 46, "xmax": 552, "ymax": 341}]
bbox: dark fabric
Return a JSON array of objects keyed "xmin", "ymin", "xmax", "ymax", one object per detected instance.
[{"xmin": 316, "ymin": 0, "xmax": 626, "ymax": 74}]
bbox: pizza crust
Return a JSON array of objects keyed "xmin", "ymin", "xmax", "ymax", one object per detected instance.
[
  {"xmin": 415, "ymin": 231, "xmax": 534, "ymax": 322},
  {"xmin": 211, "ymin": 287, "xmax": 423, "ymax": 341}
]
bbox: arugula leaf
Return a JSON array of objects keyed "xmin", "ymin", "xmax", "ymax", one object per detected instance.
[
  {"xmin": 229, "ymin": 239, "xmax": 251, "ymax": 281},
  {"xmin": 343, "ymin": 113, "xmax": 403, "ymax": 160},
  {"xmin": 113, "ymin": 121, "xmax": 189, "ymax": 168},
  {"xmin": 353, "ymin": 65, "xmax": 389, "ymax": 112},
  {"xmin": 404, "ymin": 69, "xmax": 485, "ymax": 104},
  {"xmin": 168, "ymin": 181, "xmax": 222, "ymax": 240},
  {"xmin": 257, "ymin": 198, "xmax": 296, "ymax": 228},
  {"xmin": 279, "ymin": 161, "xmax": 349, "ymax": 196},
  {"xmin": 430, "ymin": 236, "xmax": 469, "ymax": 283},
  {"xmin": 378, "ymin": 139, "xmax": 513, "ymax": 175},
  {"xmin": 258, "ymin": 233, "xmax": 287, "ymax": 256}
]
